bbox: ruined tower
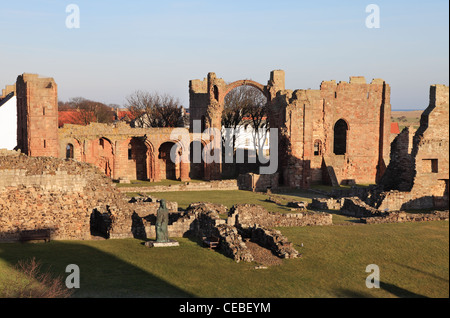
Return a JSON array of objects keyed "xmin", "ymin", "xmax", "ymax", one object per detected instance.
[{"xmin": 16, "ymin": 74, "xmax": 59, "ymax": 157}]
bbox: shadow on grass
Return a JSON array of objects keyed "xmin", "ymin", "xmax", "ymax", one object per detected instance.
[
  {"xmin": 273, "ymin": 188, "xmax": 328, "ymax": 200},
  {"xmin": 335, "ymin": 289, "xmax": 374, "ymax": 298},
  {"xmin": 0, "ymin": 240, "xmax": 194, "ymax": 298},
  {"xmin": 394, "ymin": 263, "xmax": 449, "ymax": 284},
  {"xmin": 380, "ymin": 282, "xmax": 427, "ymax": 298},
  {"xmin": 337, "ymin": 281, "xmax": 427, "ymax": 298}
]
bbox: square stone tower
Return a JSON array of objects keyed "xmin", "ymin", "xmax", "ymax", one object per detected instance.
[{"xmin": 16, "ymin": 74, "xmax": 59, "ymax": 157}]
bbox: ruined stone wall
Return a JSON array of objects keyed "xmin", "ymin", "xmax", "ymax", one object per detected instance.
[
  {"xmin": 227, "ymin": 204, "xmax": 332, "ymax": 228},
  {"xmin": 280, "ymin": 77, "xmax": 390, "ymax": 188},
  {"xmin": 0, "ymin": 153, "xmax": 135, "ymax": 241},
  {"xmin": 58, "ymin": 122, "xmax": 193, "ymax": 182},
  {"xmin": 16, "ymin": 74, "xmax": 59, "ymax": 158},
  {"xmin": 362, "ymin": 210, "xmax": 449, "ymax": 224},
  {"xmin": 237, "ymin": 172, "xmax": 279, "ymax": 192},
  {"xmin": 189, "ymin": 78, "xmax": 209, "ymax": 130},
  {"xmin": 377, "ymin": 85, "xmax": 449, "ymax": 210},
  {"xmin": 189, "ymin": 71, "xmax": 391, "ymax": 189},
  {"xmin": 378, "ymin": 127, "xmax": 416, "ymax": 191},
  {"xmin": 117, "ymin": 179, "xmax": 238, "ymax": 194},
  {"xmin": 409, "ymin": 85, "xmax": 449, "ymax": 204},
  {"xmin": 339, "ymin": 197, "xmax": 383, "ymax": 218}
]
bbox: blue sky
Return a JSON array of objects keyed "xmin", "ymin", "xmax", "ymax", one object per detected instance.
[{"xmin": 0, "ymin": 0, "xmax": 448, "ymax": 109}]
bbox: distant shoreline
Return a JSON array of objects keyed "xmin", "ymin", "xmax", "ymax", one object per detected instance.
[{"xmin": 392, "ymin": 109, "xmax": 425, "ymax": 112}]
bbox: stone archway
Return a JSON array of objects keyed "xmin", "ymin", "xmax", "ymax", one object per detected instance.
[
  {"xmin": 189, "ymin": 71, "xmax": 286, "ymax": 180},
  {"xmin": 221, "ymin": 80, "xmax": 268, "ymax": 104},
  {"xmin": 158, "ymin": 141, "xmax": 178, "ymax": 180},
  {"xmin": 128, "ymin": 137, "xmax": 148, "ymax": 181},
  {"xmin": 333, "ymin": 119, "xmax": 349, "ymax": 155},
  {"xmin": 189, "ymin": 140, "xmax": 206, "ymax": 180},
  {"xmin": 96, "ymin": 137, "xmax": 114, "ymax": 177}
]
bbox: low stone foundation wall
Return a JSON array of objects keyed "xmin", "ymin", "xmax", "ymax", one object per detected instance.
[
  {"xmin": 244, "ymin": 225, "xmax": 299, "ymax": 259},
  {"xmin": 309, "ymin": 197, "xmax": 343, "ymax": 210},
  {"xmin": 128, "ymin": 196, "xmax": 178, "ymax": 216},
  {"xmin": 138, "ymin": 212, "xmax": 198, "ymax": 239},
  {"xmin": 362, "ymin": 210, "xmax": 449, "ymax": 224},
  {"xmin": 311, "ymin": 184, "xmax": 449, "ymax": 213},
  {"xmin": 216, "ymin": 224, "xmax": 254, "ymax": 263},
  {"xmin": 134, "ymin": 202, "xmax": 227, "ymax": 239},
  {"xmin": 339, "ymin": 197, "xmax": 384, "ymax": 218},
  {"xmin": 238, "ymin": 173, "xmax": 279, "ymax": 192},
  {"xmin": 374, "ymin": 191, "xmax": 449, "ymax": 211},
  {"xmin": 228, "ymin": 204, "xmax": 332, "ymax": 228},
  {"xmin": 116, "ymin": 179, "xmax": 238, "ymax": 193}
]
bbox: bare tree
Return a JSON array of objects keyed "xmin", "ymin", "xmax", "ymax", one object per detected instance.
[
  {"xmin": 59, "ymin": 97, "xmax": 115, "ymax": 124},
  {"xmin": 245, "ymin": 92, "xmax": 269, "ymax": 161},
  {"xmin": 221, "ymin": 84, "xmax": 268, "ymax": 160},
  {"xmin": 125, "ymin": 91, "xmax": 184, "ymax": 128}
]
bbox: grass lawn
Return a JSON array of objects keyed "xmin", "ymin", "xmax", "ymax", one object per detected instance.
[
  {"xmin": 0, "ymin": 221, "xmax": 447, "ymax": 298},
  {"xmin": 1, "ymin": 189, "xmax": 447, "ymax": 298},
  {"xmin": 129, "ymin": 189, "xmax": 357, "ymax": 224},
  {"xmin": 127, "ymin": 190, "xmax": 304, "ymax": 214}
]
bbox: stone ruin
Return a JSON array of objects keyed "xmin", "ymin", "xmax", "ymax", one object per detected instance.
[
  {"xmin": 0, "ymin": 150, "xmax": 333, "ymax": 264},
  {"xmin": 131, "ymin": 201, "xmax": 327, "ymax": 263},
  {"xmin": 12, "ymin": 71, "xmax": 393, "ymax": 189},
  {"xmin": 308, "ymin": 84, "xmax": 449, "ymax": 223}
]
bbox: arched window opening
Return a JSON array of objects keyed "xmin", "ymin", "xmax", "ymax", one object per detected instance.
[
  {"xmin": 334, "ymin": 119, "xmax": 348, "ymax": 155},
  {"xmin": 128, "ymin": 143, "xmax": 133, "ymax": 160},
  {"xmin": 66, "ymin": 144, "xmax": 74, "ymax": 159},
  {"xmin": 213, "ymin": 85, "xmax": 219, "ymax": 101}
]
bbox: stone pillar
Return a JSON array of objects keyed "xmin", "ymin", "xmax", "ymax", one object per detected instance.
[{"xmin": 180, "ymin": 161, "xmax": 190, "ymax": 182}]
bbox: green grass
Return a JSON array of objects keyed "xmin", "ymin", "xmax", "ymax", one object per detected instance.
[
  {"xmin": 135, "ymin": 189, "xmax": 318, "ymax": 214},
  {"xmin": 129, "ymin": 189, "xmax": 360, "ymax": 224},
  {"xmin": 1, "ymin": 189, "xmax": 447, "ymax": 298},
  {"xmin": 0, "ymin": 221, "xmax": 448, "ymax": 298}
]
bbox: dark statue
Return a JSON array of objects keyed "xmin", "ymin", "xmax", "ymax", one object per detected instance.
[{"xmin": 155, "ymin": 199, "xmax": 169, "ymax": 243}]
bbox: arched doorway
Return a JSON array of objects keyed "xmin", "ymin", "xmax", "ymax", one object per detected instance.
[
  {"xmin": 97, "ymin": 137, "xmax": 114, "ymax": 177},
  {"xmin": 129, "ymin": 137, "xmax": 148, "ymax": 181},
  {"xmin": 334, "ymin": 119, "xmax": 349, "ymax": 155},
  {"xmin": 158, "ymin": 141, "xmax": 178, "ymax": 180},
  {"xmin": 221, "ymin": 84, "xmax": 269, "ymax": 178},
  {"xmin": 189, "ymin": 140, "xmax": 205, "ymax": 179}
]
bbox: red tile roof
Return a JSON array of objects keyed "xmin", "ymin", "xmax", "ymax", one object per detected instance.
[
  {"xmin": 116, "ymin": 109, "xmax": 137, "ymax": 121},
  {"xmin": 391, "ymin": 122, "xmax": 400, "ymax": 134},
  {"xmin": 58, "ymin": 110, "xmax": 96, "ymax": 127}
]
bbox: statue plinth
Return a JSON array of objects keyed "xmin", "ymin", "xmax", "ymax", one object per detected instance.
[{"xmin": 145, "ymin": 240, "xmax": 179, "ymax": 248}]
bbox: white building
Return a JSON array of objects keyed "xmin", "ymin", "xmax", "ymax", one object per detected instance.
[
  {"xmin": 222, "ymin": 124, "xmax": 270, "ymax": 158},
  {"xmin": 0, "ymin": 93, "xmax": 17, "ymax": 150}
]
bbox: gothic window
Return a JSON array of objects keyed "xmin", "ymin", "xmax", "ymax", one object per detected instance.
[
  {"xmin": 334, "ymin": 119, "xmax": 348, "ymax": 155},
  {"xmin": 66, "ymin": 144, "xmax": 74, "ymax": 159}
]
